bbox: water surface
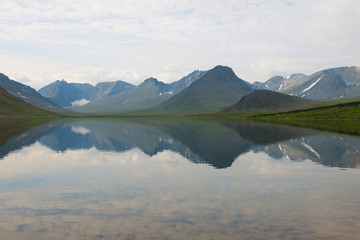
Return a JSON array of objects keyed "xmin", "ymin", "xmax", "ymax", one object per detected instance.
[{"xmin": 0, "ymin": 118, "xmax": 359, "ymax": 239}]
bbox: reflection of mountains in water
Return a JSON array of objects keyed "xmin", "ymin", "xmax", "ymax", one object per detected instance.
[
  {"xmin": 0, "ymin": 118, "xmax": 359, "ymax": 169},
  {"xmin": 38, "ymin": 119, "xmax": 205, "ymax": 165}
]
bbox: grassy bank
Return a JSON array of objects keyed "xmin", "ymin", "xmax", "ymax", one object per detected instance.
[{"xmin": 250, "ymin": 101, "xmax": 360, "ymax": 120}]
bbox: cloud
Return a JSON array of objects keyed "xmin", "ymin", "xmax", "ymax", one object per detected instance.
[
  {"xmin": 0, "ymin": 142, "xmax": 188, "ymax": 178},
  {"xmin": 71, "ymin": 125, "xmax": 91, "ymax": 135},
  {"xmin": 0, "ymin": 0, "xmax": 359, "ymax": 89}
]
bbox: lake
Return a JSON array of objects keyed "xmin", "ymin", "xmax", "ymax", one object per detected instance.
[{"xmin": 0, "ymin": 118, "xmax": 359, "ymax": 240}]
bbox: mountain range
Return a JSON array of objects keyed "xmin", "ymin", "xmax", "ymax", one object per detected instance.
[
  {"xmin": 1, "ymin": 65, "xmax": 360, "ymax": 116},
  {"xmin": 38, "ymin": 79, "xmax": 135, "ymax": 107},
  {"xmin": 73, "ymin": 70, "xmax": 207, "ymax": 113}
]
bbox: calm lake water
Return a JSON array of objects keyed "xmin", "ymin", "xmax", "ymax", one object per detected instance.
[{"xmin": 0, "ymin": 118, "xmax": 359, "ymax": 240}]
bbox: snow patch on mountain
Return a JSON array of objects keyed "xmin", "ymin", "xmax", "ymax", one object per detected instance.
[
  {"xmin": 279, "ymin": 83, "xmax": 284, "ymax": 90},
  {"xmin": 302, "ymin": 142, "xmax": 320, "ymax": 159},
  {"xmin": 159, "ymin": 91, "xmax": 173, "ymax": 96},
  {"xmin": 71, "ymin": 98, "xmax": 90, "ymax": 107},
  {"xmin": 302, "ymin": 77, "xmax": 322, "ymax": 93}
]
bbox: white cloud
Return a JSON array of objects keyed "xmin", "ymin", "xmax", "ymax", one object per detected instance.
[
  {"xmin": 0, "ymin": 142, "xmax": 188, "ymax": 178},
  {"xmin": 0, "ymin": 0, "xmax": 359, "ymax": 89},
  {"xmin": 71, "ymin": 125, "xmax": 91, "ymax": 135}
]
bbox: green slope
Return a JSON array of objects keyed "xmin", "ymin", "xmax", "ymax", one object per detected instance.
[
  {"xmin": 315, "ymin": 96, "xmax": 360, "ymax": 107},
  {"xmin": 222, "ymin": 90, "xmax": 316, "ymax": 112},
  {"xmin": 152, "ymin": 66, "xmax": 253, "ymax": 114},
  {"xmin": 251, "ymin": 101, "xmax": 360, "ymax": 120},
  {"xmin": 0, "ymin": 87, "xmax": 60, "ymax": 117}
]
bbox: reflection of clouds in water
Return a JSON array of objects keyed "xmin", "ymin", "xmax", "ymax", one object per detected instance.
[
  {"xmin": 238, "ymin": 151, "xmax": 320, "ymax": 176},
  {"xmin": 0, "ymin": 142, "xmax": 188, "ymax": 178},
  {"xmin": 70, "ymin": 125, "xmax": 91, "ymax": 135},
  {"xmin": 0, "ymin": 145, "xmax": 360, "ymax": 239}
]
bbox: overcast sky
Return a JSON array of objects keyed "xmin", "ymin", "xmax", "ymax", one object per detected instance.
[{"xmin": 1, "ymin": 0, "xmax": 359, "ymax": 89}]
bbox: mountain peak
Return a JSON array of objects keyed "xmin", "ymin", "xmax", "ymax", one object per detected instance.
[
  {"xmin": 141, "ymin": 77, "xmax": 165, "ymax": 88},
  {"xmin": 56, "ymin": 79, "xmax": 68, "ymax": 84},
  {"xmin": 198, "ymin": 65, "xmax": 244, "ymax": 85},
  {"xmin": 153, "ymin": 65, "xmax": 253, "ymax": 114},
  {"xmin": 212, "ymin": 65, "xmax": 233, "ymax": 72},
  {"xmin": 144, "ymin": 77, "xmax": 158, "ymax": 83},
  {"xmin": 208, "ymin": 65, "xmax": 237, "ymax": 77}
]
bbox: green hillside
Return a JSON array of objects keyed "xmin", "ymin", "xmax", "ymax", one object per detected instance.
[
  {"xmin": 0, "ymin": 87, "xmax": 60, "ymax": 117},
  {"xmin": 315, "ymin": 96, "xmax": 360, "ymax": 107},
  {"xmin": 251, "ymin": 101, "xmax": 360, "ymax": 120}
]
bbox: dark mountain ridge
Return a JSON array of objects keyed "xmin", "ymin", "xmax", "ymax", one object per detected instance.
[{"xmin": 222, "ymin": 89, "xmax": 316, "ymax": 112}]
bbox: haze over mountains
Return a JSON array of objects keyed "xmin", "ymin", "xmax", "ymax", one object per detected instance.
[{"xmin": 1, "ymin": 65, "xmax": 360, "ymax": 115}]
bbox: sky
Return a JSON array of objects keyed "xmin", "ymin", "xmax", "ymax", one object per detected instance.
[{"xmin": 0, "ymin": 0, "xmax": 359, "ymax": 89}]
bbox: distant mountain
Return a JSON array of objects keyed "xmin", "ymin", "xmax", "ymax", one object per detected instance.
[
  {"xmin": 38, "ymin": 80, "xmax": 87, "ymax": 107},
  {"xmin": 153, "ymin": 66, "xmax": 253, "ymax": 114},
  {"xmin": 38, "ymin": 79, "xmax": 135, "ymax": 107},
  {"xmin": 90, "ymin": 80, "xmax": 135, "ymax": 100},
  {"xmin": 259, "ymin": 74, "xmax": 308, "ymax": 91},
  {"xmin": 168, "ymin": 70, "xmax": 207, "ymax": 93},
  {"xmin": 252, "ymin": 81, "xmax": 268, "ymax": 90},
  {"xmin": 0, "ymin": 86, "xmax": 58, "ymax": 116},
  {"xmin": 75, "ymin": 77, "xmax": 171, "ymax": 113},
  {"xmin": 74, "ymin": 70, "xmax": 207, "ymax": 113},
  {"xmin": 280, "ymin": 67, "xmax": 360, "ymax": 101},
  {"xmin": 283, "ymin": 72, "xmax": 348, "ymax": 101},
  {"xmin": 70, "ymin": 82, "xmax": 94, "ymax": 92},
  {"xmin": 259, "ymin": 67, "xmax": 360, "ymax": 101},
  {"xmin": 222, "ymin": 90, "xmax": 316, "ymax": 112},
  {"xmin": 0, "ymin": 73, "xmax": 62, "ymax": 111}
]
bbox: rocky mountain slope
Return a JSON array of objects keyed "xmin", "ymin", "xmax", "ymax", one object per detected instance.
[{"xmin": 0, "ymin": 73, "xmax": 62, "ymax": 111}]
